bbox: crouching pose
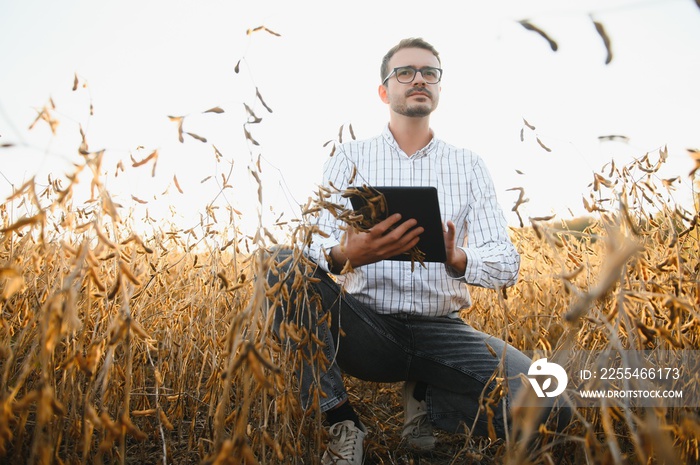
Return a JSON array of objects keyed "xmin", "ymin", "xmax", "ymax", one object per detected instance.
[{"xmin": 268, "ymin": 37, "xmax": 563, "ymax": 464}]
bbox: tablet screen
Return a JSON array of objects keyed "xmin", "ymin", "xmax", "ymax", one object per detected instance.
[{"xmin": 346, "ymin": 186, "xmax": 447, "ymax": 263}]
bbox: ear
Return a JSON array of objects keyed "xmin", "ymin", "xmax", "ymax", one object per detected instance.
[{"xmin": 378, "ymin": 84, "xmax": 390, "ymax": 104}]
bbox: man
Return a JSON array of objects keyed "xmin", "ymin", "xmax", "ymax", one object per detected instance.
[{"xmin": 270, "ymin": 37, "xmax": 536, "ymax": 464}]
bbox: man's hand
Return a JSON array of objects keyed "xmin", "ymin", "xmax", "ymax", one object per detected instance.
[
  {"xmin": 331, "ymin": 214, "xmax": 424, "ymax": 270},
  {"xmin": 444, "ymin": 220, "xmax": 467, "ymax": 275}
]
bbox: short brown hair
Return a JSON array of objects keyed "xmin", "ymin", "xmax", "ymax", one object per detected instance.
[{"xmin": 380, "ymin": 37, "xmax": 441, "ymax": 84}]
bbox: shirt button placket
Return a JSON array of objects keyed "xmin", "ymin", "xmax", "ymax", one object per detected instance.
[
  {"xmin": 403, "ymin": 154, "xmax": 416, "ymax": 313},
  {"xmin": 403, "ymin": 263, "xmax": 413, "ymax": 313}
]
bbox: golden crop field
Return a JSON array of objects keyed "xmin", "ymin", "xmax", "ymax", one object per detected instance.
[
  {"xmin": 2, "ymin": 49, "xmax": 700, "ymax": 463},
  {"xmin": 2, "ymin": 129, "xmax": 699, "ymax": 464}
]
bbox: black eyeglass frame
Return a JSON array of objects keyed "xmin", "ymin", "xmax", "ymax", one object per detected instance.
[{"xmin": 381, "ymin": 66, "xmax": 443, "ymax": 85}]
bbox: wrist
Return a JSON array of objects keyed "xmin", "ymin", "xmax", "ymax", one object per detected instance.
[
  {"xmin": 329, "ymin": 245, "xmax": 349, "ymax": 274},
  {"xmin": 446, "ymin": 247, "xmax": 467, "ymax": 275}
]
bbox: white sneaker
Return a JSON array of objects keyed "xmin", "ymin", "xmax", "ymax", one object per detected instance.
[
  {"xmin": 321, "ymin": 419, "xmax": 366, "ymax": 465},
  {"xmin": 402, "ymin": 381, "xmax": 436, "ymax": 451}
]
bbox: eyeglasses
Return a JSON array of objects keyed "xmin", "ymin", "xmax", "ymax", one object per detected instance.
[{"xmin": 382, "ymin": 66, "xmax": 443, "ymax": 85}]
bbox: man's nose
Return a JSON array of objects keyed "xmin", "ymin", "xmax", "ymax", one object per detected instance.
[{"xmin": 413, "ymin": 72, "xmax": 428, "ymax": 85}]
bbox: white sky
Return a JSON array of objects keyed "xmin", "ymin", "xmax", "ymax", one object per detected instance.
[{"xmin": 1, "ymin": 0, "xmax": 699, "ymax": 236}]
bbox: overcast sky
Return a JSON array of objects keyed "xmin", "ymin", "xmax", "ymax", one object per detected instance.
[{"xmin": 1, "ymin": 0, "xmax": 699, "ymax": 234}]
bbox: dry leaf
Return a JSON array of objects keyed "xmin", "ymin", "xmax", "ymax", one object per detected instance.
[
  {"xmin": 519, "ymin": 20, "xmax": 558, "ymax": 51},
  {"xmin": 598, "ymin": 135, "xmax": 629, "ymax": 143},
  {"xmin": 213, "ymin": 145, "xmax": 224, "ymax": 161},
  {"xmin": 115, "ymin": 160, "xmax": 124, "ymax": 177},
  {"xmin": 187, "ymin": 132, "xmax": 207, "ymax": 143},
  {"xmin": 173, "ymin": 175, "xmax": 183, "ymax": 193},
  {"xmin": 246, "ymin": 25, "xmax": 281, "ymax": 37},
  {"xmin": 244, "ymin": 103, "xmax": 262, "ymax": 123},
  {"xmin": 255, "ymin": 87, "xmax": 273, "ymax": 113},
  {"xmin": 565, "ymin": 238, "xmax": 642, "ymax": 322},
  {"xmin": 0, "ymin": 268, "xmax": 25, "ymax": 300},
  {"xmin": 529, "ymin": 214, "xmax": 556, "ymax": 222},
  {"xmin": 507, "ymin": 186, "xmax": 529, "ymax": 227},
  {"xmin": 244, "ymin": 126, "xmax": 260, "ymax": 146},
  {"xmin": 0, "ymin": 212, "xmax": 44, "ymax": 233},
  {"xmin": 168, "ymin": 115, "xmax": 185, "ymax": 143},
  {"xmin": 536, "ymin": 136, "xmax": 552, "ymax": 152},
  {"xmin": 131, "ymin": 150, "xmax": 158, "ymax": 168},
  {"xmin": 592, "ymin": 19, "xmax": 613, "ymax": 65},
  {"xmin": 204, "ymin": 106, "xmax": 225, "ymax": 114},
  {"xmin": 661, "ymin": 177, "xmax": 679, "ymax": 188}
]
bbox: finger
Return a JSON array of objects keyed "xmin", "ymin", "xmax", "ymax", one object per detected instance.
[
  {"xmin": 443, "ymin": 221, "xmax": 459, "ymax": 253},
  {"xmin": 371, "ymin": 214, "xmax": 421, "ymax": 238},
  {"xmin": 391, "ymin": 217, "xmax": 421, "ymax": 236},
  {"xmin": 372, "ymin": 220, "xmax": 423, "ymax": 256},
  {"xmin": 381, "ymin": 231, "xmax": 422, "ymax": 258},
  {"xmin": 370, "ymin": 213, "xmax": 404, "ymax": 236},
  {"xmin": 380, "ymin": 220, "xmax": 423, "ymax": 247},
  {"xmin": 443, "ymin": 220, "xmax": 455, "ymax": 239},
  {"xmin": 392, "ymin": 223, "xmax": 423, "ymax": 245}
]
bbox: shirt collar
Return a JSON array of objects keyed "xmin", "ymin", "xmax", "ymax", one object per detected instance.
[{"xmin": 382, "ymin": 124, "xmax": 436, "ymax": 159}]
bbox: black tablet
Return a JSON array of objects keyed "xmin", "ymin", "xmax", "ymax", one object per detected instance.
[{"xmin": 346, "ymin": 186, "xmax": 447, "ymax": 263}]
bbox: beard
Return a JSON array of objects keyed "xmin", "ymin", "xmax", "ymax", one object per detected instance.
[
  {"xmin": 401, "ymin": 105, "xmax": 433, "ymax": 117},
  {"xmin": 390, "ymin": 89, "xmax": 438, "ymax": 117}
]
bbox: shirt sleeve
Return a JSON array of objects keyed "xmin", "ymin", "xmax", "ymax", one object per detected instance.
[
  {"xmin": 305, "ymin": 147, "xmax": 354, "ymax": 273},
  {"xmin": 445, "ymin": 155, "xmax": 520, "ymax": 288}
]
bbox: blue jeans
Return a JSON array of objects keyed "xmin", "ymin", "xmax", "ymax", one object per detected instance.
[{"xmin": 268, "ymin": 248, "xmax": 535, "ymax": 438}]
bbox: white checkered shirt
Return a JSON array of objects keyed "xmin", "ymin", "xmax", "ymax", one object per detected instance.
[{"xmin": 307, "ymin": 125, "xmax": 520, "ymax": 316}]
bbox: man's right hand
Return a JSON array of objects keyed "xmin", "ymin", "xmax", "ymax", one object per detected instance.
[{"xmin": 330, "ymin": 214, "xmax": 424, "ymax": 271}]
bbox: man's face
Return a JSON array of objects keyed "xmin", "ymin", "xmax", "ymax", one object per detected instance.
[{"xmin": 381, "ymin": 47, "xmax": 441, "ymax": 118}]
